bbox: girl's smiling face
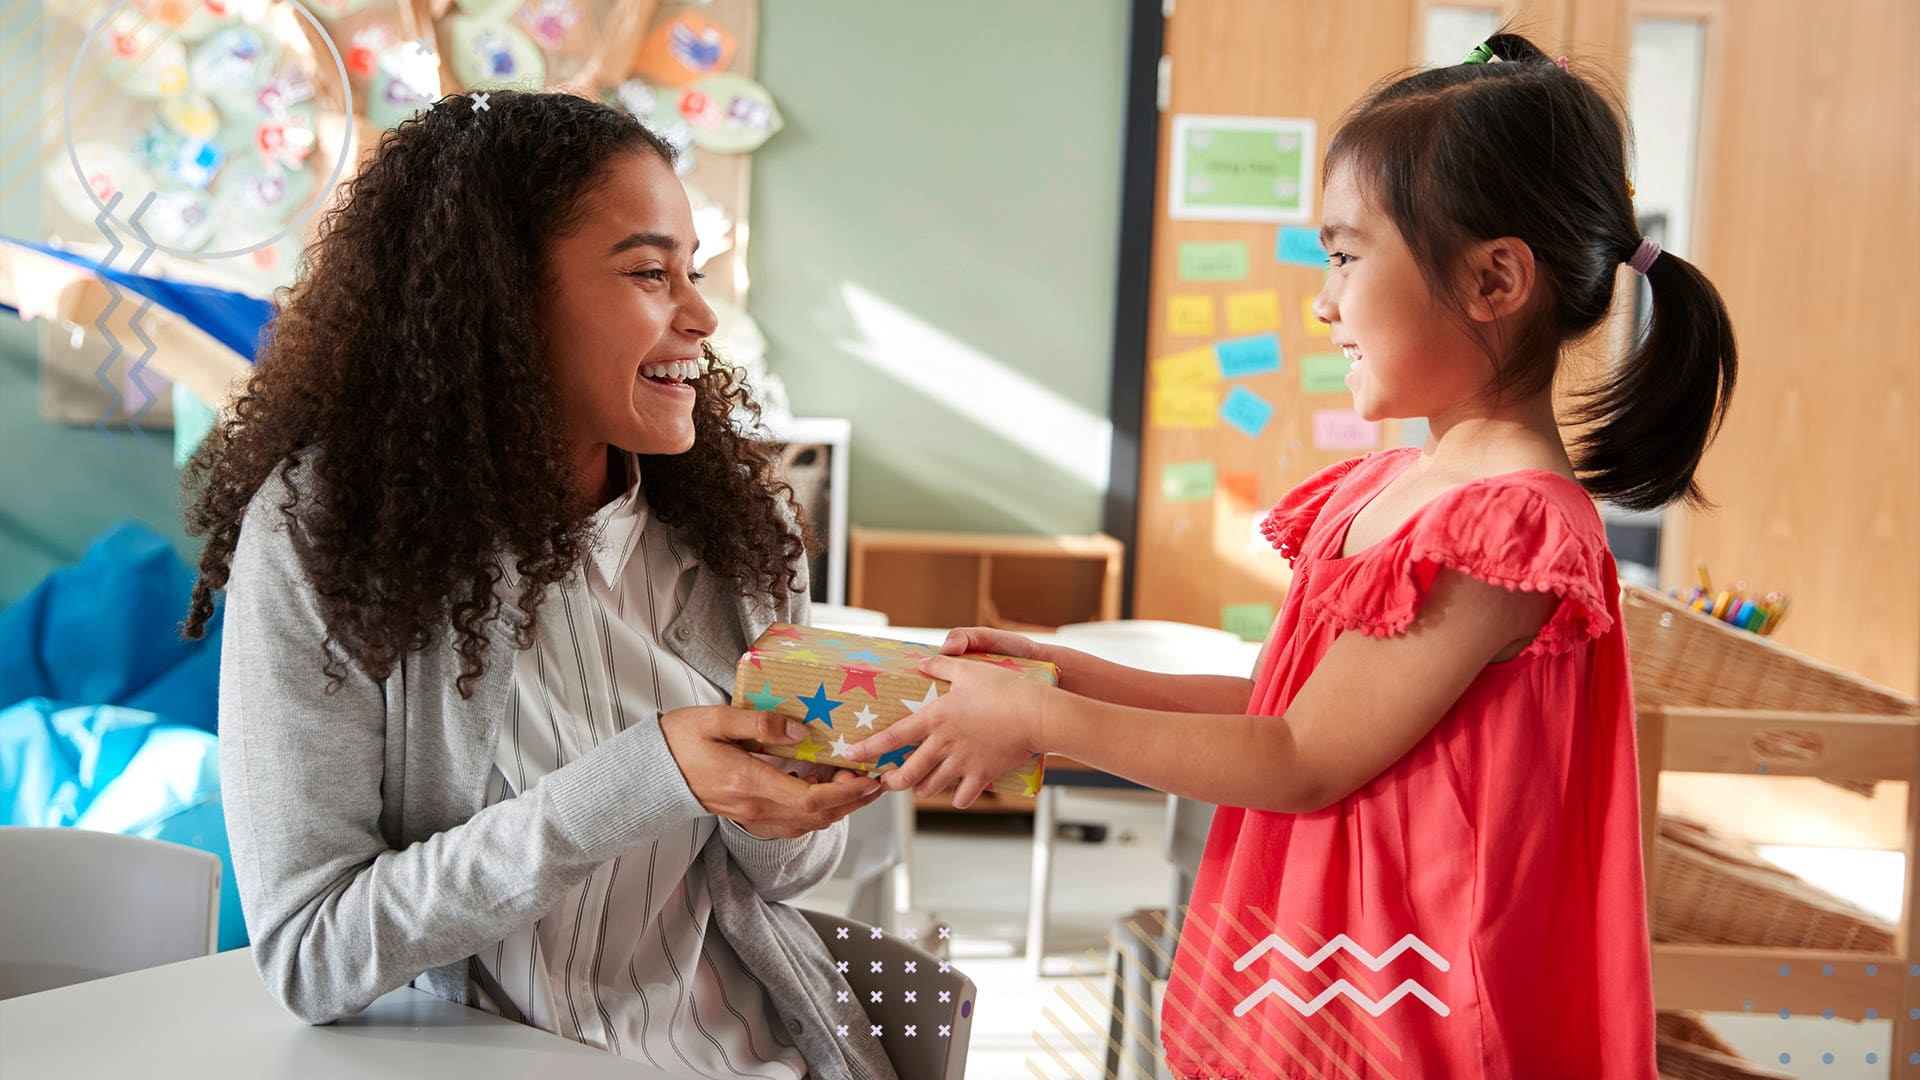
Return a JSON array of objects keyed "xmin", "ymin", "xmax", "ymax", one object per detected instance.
[
  {"xmin": 1311, "ymin": 162, "xmax": 1494, "ymax": 424},
  {"xmin": 541, "ymin": 151, "xmax": 717, "ymax": 476}
]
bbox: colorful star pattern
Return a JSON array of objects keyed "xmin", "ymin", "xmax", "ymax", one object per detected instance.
[
  {"xmin": 876, "ymin": 744, "xmax": 916, "ymax": 770},
  {"xmin": 793, "ymin": 734, "xmax": 825, "ymax": 763},
  {"xmin": 797, "ymin": 683, "xmax": 844, "ymax": 726},
  {"xmin": 840, "ymin": 649, "xmax": 888, "ymax": 666},
  {"xmin": 901, "ymin": 684, "xmax": 938, "ymax": 714}
]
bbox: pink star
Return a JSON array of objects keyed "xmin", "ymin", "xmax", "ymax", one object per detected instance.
[
  {"xmin": 838, "ymin": 664, "xmax": 882, "ymax": 697},
  {"xmin": 763, "ymin": 624, "xmax": 804, "ymax": 640}
]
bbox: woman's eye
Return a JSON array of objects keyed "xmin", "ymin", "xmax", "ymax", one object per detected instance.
[
  {"xmin": 627, "ymin": 268, "xmax": 668, "ymax": 282},
  {"xmin": 1328, "ymin": 251, "xmax": 1355, "ymax": 269}
]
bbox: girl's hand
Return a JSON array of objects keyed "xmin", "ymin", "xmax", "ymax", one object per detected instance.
[
  {"xmin": 845, "ymin": 656, "xmax": 1051, "ymax": 809},
  {"xmin": 940, "ymin": 626, "xmax": 1050, "ymax": 663}
]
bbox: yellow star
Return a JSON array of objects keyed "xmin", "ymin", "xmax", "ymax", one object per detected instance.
[
  {"xmin": 794, "ymin": 735, "xmax": 825, "ymax": 763},
  {"xmin": 1022, "ymin": 769, "xmax": 1044, "ymax": 797},
  {"xmin": 781, "ymin": 647, "xmax": 830, "ymax": 663}
]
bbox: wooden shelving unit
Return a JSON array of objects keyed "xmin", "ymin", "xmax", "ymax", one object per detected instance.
[{"xmin": 847, "ymin": 528, "xmax": 1124, "ymax": 633}]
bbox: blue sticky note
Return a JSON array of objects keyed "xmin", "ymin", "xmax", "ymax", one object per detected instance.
[
  {"xmin": 1220, "ymin": 385, "xmax": 1274, "ymax": 438},
  {"xmin": 1214, "ymin": 334, "xmax": 1281, "ymax": 379},
  {"xmin": 1276, "ymin": 225, "xmax": 1326, "ymax": 268}
]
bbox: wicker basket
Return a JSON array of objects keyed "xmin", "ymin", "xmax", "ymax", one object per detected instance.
[
  {"xmin": 1623, "ymin": 586, "xmax": 1918, "ymax": 716},
  {"xmin": 1653, "ymin": 815, "xmax": 1894, "ymax": 952},
  {"xmin": 1656, "ymin": 1010, "xmax": 1792, "ymax": 1080}
]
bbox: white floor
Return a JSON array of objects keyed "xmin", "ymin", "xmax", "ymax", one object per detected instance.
[{"xmin": 793, "ymin": 790, "xmax": 1906, "ymax": 1080}]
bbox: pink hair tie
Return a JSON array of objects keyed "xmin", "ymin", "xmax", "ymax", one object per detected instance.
[
  {"xmin": 1555, "ymin": 55, "xmax": 1569, "ymax": 70},
  {"xmin": 1628, "ymin": 236, "xmax": 1662, "ymax": 275}
]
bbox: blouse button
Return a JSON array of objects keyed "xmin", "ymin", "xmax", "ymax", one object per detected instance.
[
  {"xmin": 673, "ymin": 625, "xmax": 691, "ymax": 641},
  {"xmin": 787, "ymin": 1018, "xmax": 803, "ymax": 1035}
]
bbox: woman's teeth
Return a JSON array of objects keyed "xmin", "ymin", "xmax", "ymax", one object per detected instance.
[{"xmin": 639, "ymin": 359, "xmax": 701, "ymax": 382}]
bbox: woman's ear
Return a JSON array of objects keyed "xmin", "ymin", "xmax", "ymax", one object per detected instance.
[{"xmin": 1462, "ymin": 237, "xmax": 1537, "ymax": 323}]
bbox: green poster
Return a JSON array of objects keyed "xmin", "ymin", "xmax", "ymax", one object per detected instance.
[{"xmin": 1171, "ymin": 116, "xmax": 1316, "ymax": 224}]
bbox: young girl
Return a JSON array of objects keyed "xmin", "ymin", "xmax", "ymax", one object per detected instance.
[
  {"xmin": 850, "ymin": 33, "xmax": 1734, "ymax": 1079},
  {"xmin": 183, "ymin": 91, "xmax": 894, "ymax": 1079}
]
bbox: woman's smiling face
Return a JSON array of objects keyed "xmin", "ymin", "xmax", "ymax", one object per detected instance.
[{"xmin": 541, "ymin": 151, "xmax": 717, "ymax": 467}]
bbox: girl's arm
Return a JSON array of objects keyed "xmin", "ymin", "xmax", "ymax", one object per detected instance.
[
  {"xmin": 939, "ymin": 627, "xmax": 1257, "ymax": 716},
  {"xmin": 851, "ymin": 569, "xmax": 1554, "ymax": 811}
]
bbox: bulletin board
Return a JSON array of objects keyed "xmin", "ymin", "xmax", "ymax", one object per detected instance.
[{"xmin": 1122, "ymin": 1, "xmax": 1435, "ymax": 639}]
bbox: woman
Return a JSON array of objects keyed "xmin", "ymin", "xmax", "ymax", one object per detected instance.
[{"xmin": 183, "ymin": 90, "xmax": 894, "ymax": 1080}]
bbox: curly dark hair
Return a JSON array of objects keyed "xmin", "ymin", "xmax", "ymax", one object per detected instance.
[{"xmin": 182, "ymin": 90, "xmax": 805, "ymax": 695}]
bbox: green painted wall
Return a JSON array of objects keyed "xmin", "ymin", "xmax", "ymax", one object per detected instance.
[{"xmin": 749, "ymin": 3, "xmax": 1126, "ymax": 536}]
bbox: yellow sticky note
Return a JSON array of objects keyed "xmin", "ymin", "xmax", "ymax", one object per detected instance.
[
  {"xmin": 1149, "ymin": 385, "xmax": 1221, "ymax": 429},
  {"xmin": 1151, "ymin": 346, "xmax": 1220, "ymax": 388},
  {"xmin": 1224, "ymin": 291, "xmax": 1281, "ymax": 334},
  {"xmin": 1303, "ymin": 295, "xmax": 1330, "ymax": 337},
  {"xmin": 1168, "ymin": 295, "xmax": 1215, "ymax": 337}
]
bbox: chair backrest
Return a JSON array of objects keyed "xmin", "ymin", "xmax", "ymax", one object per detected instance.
[
  {"xmin": 0, "ymin": 827, "xmax": 220, "ymax": 1000},
  {"xmin": 799, "ymin": 907, "xmax": 975, "ymax": 1080}
]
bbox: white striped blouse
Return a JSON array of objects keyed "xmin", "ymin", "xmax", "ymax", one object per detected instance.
[{"xmin": 475, "ymin": 459, "xmax": 807, "ymax": 1078}]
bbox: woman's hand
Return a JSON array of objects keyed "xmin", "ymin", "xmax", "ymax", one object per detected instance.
[
  {"xmin": 845, "ymin": 655, "xmax": 1051, "ymax": 809},
  {"xmin": 661, "ymin": 706, "xmax": 883, "ymax": 839}
]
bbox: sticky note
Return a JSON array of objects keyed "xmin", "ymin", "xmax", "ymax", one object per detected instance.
[
  {"xmin": 1152, "ymin": 346, "xmax": 1220, "ymax": 388},
  {"xmin": 1179, "ymin": 242, "xmax": 1250, "ymax": 282},
  {"xmin": 1168, "ymin": 295, "xmax": 1215, "ymax": 336},
  {"xmin": 1222, "ymin": 602, "xmax": 1276, "ymax": 643},
  {"xmin": 1150, "ymin": 385, "xmax": 1221, "ymax": 428},
  {"xmin": 1214, "ymin": 334, "xmax": 1281, "ymax": 379},
  {"xmin": 1162, "ymin": 460, "xmax": 1217, "ymax": 502},
  {"xmin": 1218, "ymin": 471, "xmax": 1260, "ymax": 509},
  {"xmin": 1302, "ymin": 295, "xmax": 1329, "ymax": 336},
  {"xmin": 1299, "ymin": 353, "xmax": 1351, "ymax": 395},
  {"xmin": 1276, "ymin": 225, "xmax": 1326, "ymax": 268},
  {"xmin": 1220, "ymin": 385, "xmax": 1275, "ymax": 438},
  {"xmin": 1312, "ymin": 408, "xmax": 1380, "ymax": 450},
  {"xmin": 1224, "ymin": 291, "xmax": 1282, "ymax": 334}
]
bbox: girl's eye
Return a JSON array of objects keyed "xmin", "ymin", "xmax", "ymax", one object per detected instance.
[
  {"xmin": 689, "ymin": 271, "xmax": 706, "ymax": 284},
  {"xmin": 1328, "ymin": 251, "xmax": 1355, "ymax": 269}
]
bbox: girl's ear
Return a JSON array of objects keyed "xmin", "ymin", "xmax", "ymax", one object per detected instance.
[{"xmin": 1462, "ymin": 237, "xmax": 1537, "ymax": 323}]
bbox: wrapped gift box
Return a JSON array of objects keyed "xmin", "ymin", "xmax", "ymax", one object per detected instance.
[{"xmin": 733, "ymin": 622, "xmax": 1057, "ymax": 797}]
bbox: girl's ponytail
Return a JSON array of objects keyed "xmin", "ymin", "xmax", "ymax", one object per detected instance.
[{"xmin": 1569, "ymin": 246, "xmax": 1737, "ymax": 511}]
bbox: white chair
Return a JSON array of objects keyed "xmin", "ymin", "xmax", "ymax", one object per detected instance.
[
  {"xmin": 0, "ymin": 826, "xmax": 221, "ymax": 1000},
  {"xmin": 1104, "ymin": 796, "xmax": 1216, "ymax": 1080},
  {"xmin": 799, "ymin": 908, "xmax": 976, "ymax": 1079}
]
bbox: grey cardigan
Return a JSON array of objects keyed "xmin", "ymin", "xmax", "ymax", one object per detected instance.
[{"xmin": 218, "ymin": 464, "xmax": 896, "ymax": 1080}]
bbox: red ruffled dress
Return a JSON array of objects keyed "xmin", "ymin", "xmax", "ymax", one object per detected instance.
[{"xmin": 1160, "ymin": 448, "xmax": 1655, "ymax": 1080}]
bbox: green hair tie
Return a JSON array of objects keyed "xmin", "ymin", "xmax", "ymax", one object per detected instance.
[{"xmin": 1463, "ymin": 42, "xmax": 1496, "ymax": 65}]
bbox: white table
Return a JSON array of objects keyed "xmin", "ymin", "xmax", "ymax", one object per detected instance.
[{"xmin": 0, "ymin": 949, "xmax": 683, "ymax": 1078}]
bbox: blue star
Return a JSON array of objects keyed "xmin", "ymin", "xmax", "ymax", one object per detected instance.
[
  {"xmin": 840, "ymin": 649, "xmax": 888, "ymax": 666},
  {"xmin": 797, "ymin": 683, "xmax": 844, "ymax": 726},
  {"xmin": 746, "ymin": 682, "xmax": 785, "ymax": 712},
  {"xmin": 876, "ymin": 743, "xmax": 918, "ymax": 769}
]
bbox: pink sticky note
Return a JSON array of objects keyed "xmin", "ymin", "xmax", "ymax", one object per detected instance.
[{"xmin": 1312, "ymin": 408, "xmax": 1380, "ymax": 450}]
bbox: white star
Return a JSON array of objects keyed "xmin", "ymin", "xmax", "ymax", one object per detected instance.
[
  {"xmin": 853, "ymin": 705, "xmax": 878, "ymax": 729},
  {"xmin": 836, "ymin": 927, "xmax": 848, "ymax": 939},
  {"xmin": 939, "ymin": 1024, "xmax": 951, "ymax": 1037},
  {"xmin": 869, "ymin": 990, "xmax": 882, "ymax": 1003},
  {"xmin": 836, "ymin": 1024, "xmax": 848, "ymax": 1037},
  {"xmin": 830, "ymin": 734, "xmax": 855, "ymax": 759},
  {"xmin": 904, "ymin": 960, "xmax": 917, "ymax": 974},
  {"xmin": 904, "ymin": 1025, "xmax": 917, "ymax": 1037},
  {"xmin": 836, "ymin": 990, "xmax": 849, "ymax": 1003},
  {"xmin": 902, "ymin": 684, "xmax": 939, "ymax": 714},
  {"xmin": 904, "ymin": 990, "xmax": 917, "ymax": 1003},
  {"xmin": 938, "ymin": 990, "xmax": 951, "ymax": 1003},
  {"xmin": 870, "ymin": 1025, "xmax": 883, "ymax": 1038}
]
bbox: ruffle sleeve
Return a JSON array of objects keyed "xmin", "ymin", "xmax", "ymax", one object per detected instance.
[
  {"xmin": 1258, "ymin": 455, "xmax": 1367, "ymax": 564},
  {"xmin": 1302, "ymin": 480, "xmax": 1616, "ymax": 656}
]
